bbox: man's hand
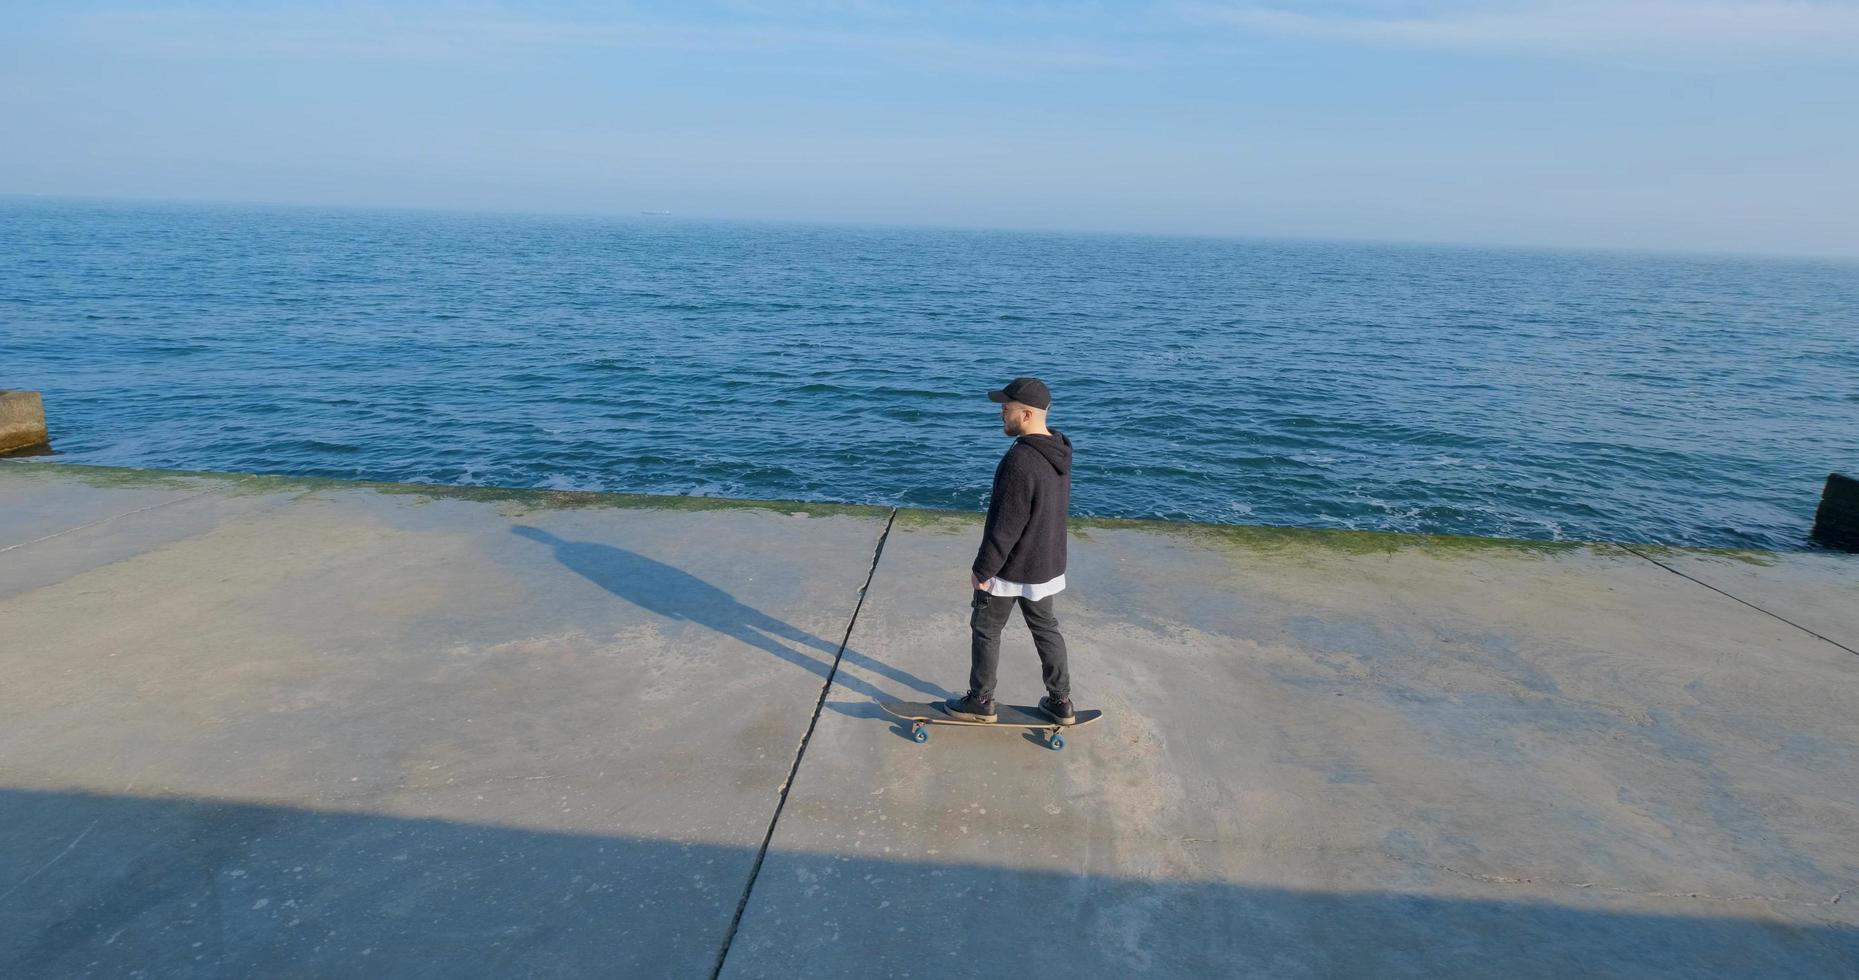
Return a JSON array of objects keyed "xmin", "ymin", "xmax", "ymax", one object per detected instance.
[{"xmin": 971, "ymin": 573, "xmax": 993, "ymax": 592}]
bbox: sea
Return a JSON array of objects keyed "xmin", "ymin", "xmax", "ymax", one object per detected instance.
[{"xmin": 4, "ymin": 198, "xmax": 1856, "ymax": 550}]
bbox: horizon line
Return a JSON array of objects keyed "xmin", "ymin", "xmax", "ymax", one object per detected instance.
[{"xmin": 4, "ymin": 190, "xmax": 1856, "ymax": 267}]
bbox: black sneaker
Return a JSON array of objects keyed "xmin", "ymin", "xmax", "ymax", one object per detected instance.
[
  {"xmin": 1040, "ymin": 695, "xmax": 1077, "ymax": 726},
  {"xmin": 946, "ymin": 691, "xmax": 998, "ymax": 723}
]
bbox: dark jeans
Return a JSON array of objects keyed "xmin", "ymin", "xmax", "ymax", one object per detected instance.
[{"xmin": 969, "ymin": 589, "xmax": 1070, "ymax": 701}]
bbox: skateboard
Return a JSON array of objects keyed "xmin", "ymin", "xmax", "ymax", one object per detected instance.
[{"xmin": 880, "ymin": 700, "xmax": 1103, "ymax": 751}]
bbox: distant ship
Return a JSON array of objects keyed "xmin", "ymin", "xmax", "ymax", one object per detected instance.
[{"xmin": 640, "ymin": 210, "xmax": 671, "ymax": 216}]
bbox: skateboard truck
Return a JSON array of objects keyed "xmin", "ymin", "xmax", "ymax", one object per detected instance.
[{"xmin": 910, "ymin": 722, "xmax": 1065, "ymax": 750}]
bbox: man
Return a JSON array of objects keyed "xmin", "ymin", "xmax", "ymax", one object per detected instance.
[{"xmin": 948, "ymin": 377, "xmax": 1076, "ymax": 726}]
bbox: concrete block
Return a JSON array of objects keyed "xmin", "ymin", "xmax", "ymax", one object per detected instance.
[
  {"xmin": 1812, "ymin": 472, "xmax": 1859, "ymax": 552},
  {"xmin": 0, "ymin": 390, "xmax": 49, "ymax": 453}
]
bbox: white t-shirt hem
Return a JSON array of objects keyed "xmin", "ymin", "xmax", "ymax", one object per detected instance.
[{"xmin": 983, "ymin": 573, "xmax": 1066, "ymax": 600}]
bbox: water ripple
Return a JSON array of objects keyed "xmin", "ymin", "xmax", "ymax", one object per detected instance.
[{"xmin": 5, "ymin": 199, "xmax": 1857, "ymax": 550}]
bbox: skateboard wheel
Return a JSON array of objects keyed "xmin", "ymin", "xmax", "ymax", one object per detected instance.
[
  {"xmin": 913, "ymin": 725, "xmax": 929, "ymax": 743},
  {"xmin": 1050, "ymin": 734, "xmax": 1065, "ymax": 751}
]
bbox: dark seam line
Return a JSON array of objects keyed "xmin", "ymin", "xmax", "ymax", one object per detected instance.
[
  {"xmin": 0, "ymin": 490, "xmax": 213, "ymax": 555},
  {"xmin": 708, "ymin": 507, "xmax": 899, "ymax": 979},
  {"xmin": 1618, "ymin": 544, "xmax": 1858, "ymax": 658}
]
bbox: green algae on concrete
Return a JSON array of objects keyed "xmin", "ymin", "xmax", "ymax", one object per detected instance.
[
  {"xmin": 4, "ymin": 460, "xmax": 1796, "ymax": 562},
  {"xmin": 1072, "ymin": 514, "xmax": 1594, "ymax": 560},
  {"xmin": 1622, "ymin": 540, "xmax": 1780, "ymax": 568},
  {"xmin": 2, "ymin": 461, "xmax": 893, "ymax": 520},
  {"xmin": 856, "ymin": 501, "xmax": 1603, "ymax": 562}
]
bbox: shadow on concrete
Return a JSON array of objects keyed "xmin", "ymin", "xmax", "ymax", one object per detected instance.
[
  {"xmin": 820, "ymin": 698, "xmax": 928, "ymax": 740},
  {"xmin": 5, "ymin": 787, "xmax": 1855, "ymax": 978},
  {"xmin": 511, "ymin": 525, "xmax": 949, "ymax": 703}
]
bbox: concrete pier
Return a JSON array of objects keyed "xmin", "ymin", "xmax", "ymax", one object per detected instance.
[
  {"xmin": 2, "ymin": 462, "xmax": 1856, "ymax": 977},
  {"xmin": 0, "ymin": 391, "xmax": 48, "ymax": 454}
]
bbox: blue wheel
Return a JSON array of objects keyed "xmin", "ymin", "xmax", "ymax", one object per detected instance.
[
  {"xmin": 1050, "ymin": 733, "xmax": 1065, "ymax": 751},
  {"xmin": 913, "ymin": 725, "xmax": 929, "ymax": 743}
]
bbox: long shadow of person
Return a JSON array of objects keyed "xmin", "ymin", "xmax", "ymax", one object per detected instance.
[{"xmin": 511, "ymin": 525, "xmax": 948, "ymax": 704}]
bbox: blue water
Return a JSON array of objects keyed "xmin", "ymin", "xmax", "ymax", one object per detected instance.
[{"xmin": 4, "ymin": 199, "xmax": 1856, "ymax": 549}]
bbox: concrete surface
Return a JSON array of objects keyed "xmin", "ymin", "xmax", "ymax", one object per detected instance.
[
  {"xmin": 1629, "ymin": 546, "xmax": 1859, "ymax": 658},
  {"xmin": 0, "ymin": 464, "xmax": 895, "ymax": 977},
  {"xmin": 3, "ymin": 463, "xmax": 1857, "ymax": 978},
  {"xmin": 0, "ymin": 390, "xmax": 49, "ymax": 454},
  {"xmin": 727, "ymin": 519, "xmax": 1859, "ymax": 978}
]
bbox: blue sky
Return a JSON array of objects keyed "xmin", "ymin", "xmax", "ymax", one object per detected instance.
[{"xmin": 3, "ymin": 1, "xmax": 1857, "ymax": 256}]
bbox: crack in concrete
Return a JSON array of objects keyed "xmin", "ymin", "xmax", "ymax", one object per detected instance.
[
  {"xmin": 1417, "ymin": 860, "xmax": 1854, "ymax": 910},
  {"xmin": 708, "ymin": 507, "xmax": 899, "ymax": 980},
  {"xmin": 0, "ymin": 491, "xmax": 212, "ymax": 555},
  {"xmin": 0, "ymin": 820, "xmax": 99, "ymax": 906},
  {"xmin": 1085, "ymin": 834, "xmax": 1855, "ymax": 913},
  {"xmin": 1617, "ymin": 544, "xmax": 1858, "ymax": 658}
]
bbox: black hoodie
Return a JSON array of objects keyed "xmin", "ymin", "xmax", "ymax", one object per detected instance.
[{"xmin": 972, "ymin": 431, "xmax": 1072, "ymax": 585}]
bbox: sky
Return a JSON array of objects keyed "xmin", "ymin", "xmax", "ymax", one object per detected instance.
[{"xmin": 3, "ymin": 1, "xmax": 1857, "ymax": 257}]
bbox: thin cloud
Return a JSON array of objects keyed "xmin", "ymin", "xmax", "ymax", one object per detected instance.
[
  {"xmin": 1191, "ymin": 1, "xmax": 1859, "ymax": 59},
  {"xmin": 69, "ymin": 6, "xmax": 1146, "ymax": 72}
]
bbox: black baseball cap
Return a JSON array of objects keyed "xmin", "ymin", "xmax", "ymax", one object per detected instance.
[{"xmin": 987, "ymin": 377, "xmax": 1051, "ymax": 410}]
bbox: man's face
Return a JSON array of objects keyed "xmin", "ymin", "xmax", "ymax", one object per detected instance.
[{"xmin": 1000, "ymin": 401, "xmax": 1026, "ymax": 436}]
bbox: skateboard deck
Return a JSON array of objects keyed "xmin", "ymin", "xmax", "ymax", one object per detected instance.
[{"xmin": 880, "ymin": 700, "xmax": 1103, "ymax": 751}]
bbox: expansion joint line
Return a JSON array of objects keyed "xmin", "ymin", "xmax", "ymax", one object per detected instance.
[
  {"xmin": 708, "ymin": 506, "xmax": 899, "ymax": 979},
  {"xmin": 0, "ymin": 490, "xmax": 213, "ymax": 556},
  {"xmin": 1617, "ymin": 544, "xmax": 1858, "ymax": 658}
]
